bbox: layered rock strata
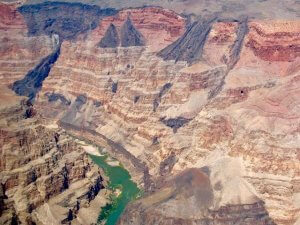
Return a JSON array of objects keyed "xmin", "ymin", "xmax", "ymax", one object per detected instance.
[
  {"xmin": 0, "ymin": 2, "xmax": 56, "ymax": 87},
  {"xmin": 85, "ymin": 7, "xmax": 186, "ymax": 52},
  {"xmin": 34, "ymin": 12, "xmax": 300, "ymax": 224},
  {"xmin": 1, "ymin": 1, "xmax": 299, "ymax": 225},
  {"xmin": 0, "ymin": 86, "xmax": 106, "ymax": 225}
]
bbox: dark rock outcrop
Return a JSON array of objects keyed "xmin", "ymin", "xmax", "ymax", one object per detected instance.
[
  {"xmin": 74, "ymin": 95, "xmax": 87, "ymax": 111},
  {"xmin": 87, "ymin": 177, "xmax": 103, "ymax": 202},
  {"xmin": 112, "ymin": 82, "xmax": 118, "ymax": 93},
  {"xmin": 158, "ymin": 18, "xmax": 215, "ymax": 65},
  {"xmin": 152, "ymin": 136, "xmax": 159, "ymax": 145},
  {"xmin": 120, "ymin": 17, "xmax": 145, "ymax": 47},
  {"xmin": 153, "ymin": 83, "xmax": 172, "ymax": 112},
  {"xmin": 24, "ymin": 106, "xmax": 37, "ymax": 119},
  {"xmin": 12, "ymin": 48, "xmax": 60, "ymax": 102},
  {"xmin": 99, "ymin": 23, "xmax": 120, "ymax": 48},
  {"xmin": 133, "ymin": 95, "xmax": 140, "ymax": 104},
  {"xmin": 46, "ymin": 93, "xmax": 71, "ymax": 106},
  {"xmin": 159, "ymin": 152, "xmax": 177, "ymax": 176},
  {"xmin": 61, "ymin": 165, "xmax": 69, "ymax": 191},
  {"xmin": 227, "ymin": 17, "xmax": 249, "ymax": 69},
  {"xmin": 0, "ymin": 185, "xmax": 5, "ymax": 217},
  {"xmin": 67, "ymin": 209, "xmax": 73, "ymax": 221},
  {"xmin": 160, "ymin": 116, "xmax": 191, "ymax": 133},
  {"xmin": 158, "ymin": 83, "xmax": 172, "ymax": 98},
  {"xmin": 153, "ymin": 99, "xmax": 159, "ymax": 112},
  {"xmin": 93, "ymin": 100, "xmax": 102, "ymax": 107},
  {"xmin": 18, "ymin": 2, "xmax": 118, "ymax": 40},
  {"xmin": 10, "ymin": 213, "xmax": 20, "ymax": 225}
]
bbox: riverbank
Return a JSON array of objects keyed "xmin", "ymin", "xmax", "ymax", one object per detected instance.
[
  {"xmin": 90, "ymin": 155, "xmax": 141, "ymax": 225},
  {"xmin": 73, "ymin": 136, "xmax": 141, "ymax": 225},
  {"xmin": 59, "ymin": 121, "xmax": 152, "ymax": 190}
]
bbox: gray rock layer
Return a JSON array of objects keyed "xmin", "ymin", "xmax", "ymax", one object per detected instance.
[
  {"xmin": 19, "ymin": 1, "xmax": 118, "ymax": 40},
  {"xmin": 158, "ymin": 18, "xmax": 215, "ymax": 65},
  {"xmin": 12, "ymin": 47, "xmax": 60, "ymax": 102},
  {"xmin": 99, "ymin": 23, "xmax": 120, "ymax": 48},
  {"xmin": 120, "ymin": 17, "xmax": 145, "ymax": 47}
]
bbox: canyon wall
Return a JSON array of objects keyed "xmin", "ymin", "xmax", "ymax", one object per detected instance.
[
  {"xmin": 0, "ymin": 2, "xmax": 56, "ymax": 87},
  {"xmin": 0, "ymin": 1, "xmax": 299, "ymax": 225},
  {"xmin": 0, "ymin": 85, "xmax": 106, "ymax": 225},
  {"xmin": 34, "ymin": 6, "xmax": 300, "ymax": 224}
]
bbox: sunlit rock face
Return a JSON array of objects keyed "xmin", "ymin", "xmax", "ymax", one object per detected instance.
[
  {"xmin": 0, "ymin": 86, "xmax": 105, "ymax": 225},
  {"xmin": 0, "ymin": 0, "xmax": 300, "ymax": 225}
]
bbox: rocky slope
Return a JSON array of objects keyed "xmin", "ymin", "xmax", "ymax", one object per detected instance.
[
  {"xmin": 119, "ymin": 166, "xmax": 276, "ymax": 225},
  {"xmin": 0, "ymin": 1, "xmax": 299, "ymax": 225},
  {"xmin": 0, "ymin": 85, "xmax": 107, "ymax": 225}
]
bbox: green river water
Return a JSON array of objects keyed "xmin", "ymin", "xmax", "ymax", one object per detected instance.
[{"xmin": 89, "ymin": 154, "xmax": 141, "ymax": 225}]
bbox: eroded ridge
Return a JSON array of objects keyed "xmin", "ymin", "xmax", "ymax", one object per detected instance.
[{"xmin": 0, "ymin": 86, "xmax": 106, "ymax": 225}]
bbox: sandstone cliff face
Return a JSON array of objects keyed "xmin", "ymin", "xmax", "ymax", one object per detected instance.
[
  {"xmin": 0, "ymin": 86, "xmax": 106, "ymax": 225},
  {"xmin": 1, "ymin": 1, "xmax": 300, "ymax": 225}
]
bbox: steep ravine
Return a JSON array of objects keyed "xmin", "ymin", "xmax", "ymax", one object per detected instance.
[{"xmin": 0, "ymin": 85, "xmax": 141, "ymax": 225}]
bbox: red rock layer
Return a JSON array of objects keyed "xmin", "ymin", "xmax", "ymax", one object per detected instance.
[
  {"xmin": 85, "ymin": 7, "xmax": 186, "ymax": 52},
  {"xmin": 203, "ymin": 22, "xmax": 238, "ymax": 66},
  {"xmin": 234, "ymin": 20, "xmax": 300, "ymax": 77},
  {"xmin": 247, "ymin": 21, "xmax": 300, "ymax": 62},
  {"xmin": 0, "ymin": 3, "xmax": 25, "ymax": 29}
]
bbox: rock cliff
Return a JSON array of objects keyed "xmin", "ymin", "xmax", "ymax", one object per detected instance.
[{"xmin": 0, "ymin": 85, "xmax": 106, "ymax": 225}]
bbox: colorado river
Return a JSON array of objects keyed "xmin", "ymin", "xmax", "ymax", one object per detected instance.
[{"xmin": 89, "ymin": 154, "xmax": 141, "ymax": 225}]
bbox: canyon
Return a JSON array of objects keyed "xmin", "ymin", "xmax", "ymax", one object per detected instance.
[
  {"xmin": 0, "ymin": 0, "xmax": 300, "ymax": 225},
  {"xmin": 0, "ymin": 85, "xmax": 108, "ymax": 225}
]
